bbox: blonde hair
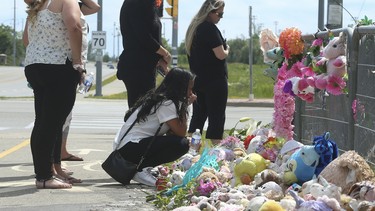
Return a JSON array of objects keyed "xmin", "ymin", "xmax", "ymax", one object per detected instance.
[
  {"xmin": 26, "ymin": 0, "xmax": 48, "ymax": 23},
  {"xmin": 185, "ymin": 0, "xmax": 225, "ymax": 55}
]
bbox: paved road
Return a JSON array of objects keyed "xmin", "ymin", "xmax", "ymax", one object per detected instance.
[
  {"xmin": 0, "ymin": 64, "xmax": 274, "ymax": 210},
  {"xmin": 0, "ymin": 62, "xmax": 116, "ymax": 98}
]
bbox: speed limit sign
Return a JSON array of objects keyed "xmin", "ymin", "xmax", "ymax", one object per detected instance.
[{"xmin": 92, "ymin": 31, "xmax": 106, "ymax": 49}]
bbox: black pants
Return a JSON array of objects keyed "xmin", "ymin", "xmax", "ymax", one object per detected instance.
[
  {"xmin": 121, "ymin": 70, "xmax": 156, "ymax": 108},
  {"xmin": 25, "ymin": 62, "xmax": 79, "ymax": 180},
  {"xmin": 188, "ymin": 77, "xmax": 228, "ymax": 139},
  {"xmin": 118, "ymin": 135, "xmax": 189, "ymax": 170}
]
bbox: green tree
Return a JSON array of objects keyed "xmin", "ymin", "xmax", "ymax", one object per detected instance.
[
  {"xmin": 162, "ymin": 37, "xmax": 171, "ymax": 53},
  {"xmin": 0, "ymin": 25, "xmax": 13, "ymax": 54},
  {"xmin": 103, "ymin": 53, "xmax": 110, "ymax": 62},
  {"xmin": 0, "ymin": 24, "xmax": 26, "ymax": 65}
]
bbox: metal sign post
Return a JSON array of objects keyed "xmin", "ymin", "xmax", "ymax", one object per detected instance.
[
  {"xmin": 248, "ymin": 6, "xmax": 254, "ymax": 101},
  {"xmin": 94, "ymin": 0, "xmax": 103, "ymax": 97},
  {"xmin": 171, "ymin": 17, "xmax": 178, "ymax": 67}
]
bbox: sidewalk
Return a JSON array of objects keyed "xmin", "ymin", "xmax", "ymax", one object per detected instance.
[{"xmin": 88, "ymin": 75, "xmax": 274, "ymax": 107}]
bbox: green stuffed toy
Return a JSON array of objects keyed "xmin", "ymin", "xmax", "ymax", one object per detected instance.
[{"xmin": 234, "ymin": 153, "xmax": 270, "ymax": 186}]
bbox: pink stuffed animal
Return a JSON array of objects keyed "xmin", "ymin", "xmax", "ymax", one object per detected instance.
[
  {"xmin": 283, "ymin": 76, "xmax": 315, "ymax": 103},
  {"xmin": 311, "ymin": 32, "xmax": 347, "ymax": 95}
]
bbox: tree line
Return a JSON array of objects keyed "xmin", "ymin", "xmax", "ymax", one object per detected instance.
[{"xmin": 0, "ymin": 23, "xmax": 264, "ymax": 66}]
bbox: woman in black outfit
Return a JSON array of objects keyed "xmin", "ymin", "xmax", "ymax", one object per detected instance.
[
  {"xmin": 185, "ymin": 0, "xmax": 229, "ymax": 145},
  {"xmin": 117, "ymin": 0, "xmax": 171, "ymax": 109}
]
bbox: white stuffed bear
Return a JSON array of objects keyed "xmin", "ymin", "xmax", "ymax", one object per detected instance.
[
  {"xmin": 170, "ymin": 170, "xmax": 185, "ymax": 187},
  {"xmin": 310, "ymin": 32, "xmax": 347, "ymax": 95}
]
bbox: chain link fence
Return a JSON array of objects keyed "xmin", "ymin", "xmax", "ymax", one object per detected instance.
[{"xmin": 294, "ymin": 26, "xmax": 375, "ymax": 165}]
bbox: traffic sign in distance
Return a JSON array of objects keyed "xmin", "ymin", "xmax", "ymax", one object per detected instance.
[{"xmin": 92, "ymin": 31, "xmax": 106, "ymax": 49}]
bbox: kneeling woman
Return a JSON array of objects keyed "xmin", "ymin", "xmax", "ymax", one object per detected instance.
[{"xmin": 113, "ymin": 67, "xmax": 196, "ymax": 186}]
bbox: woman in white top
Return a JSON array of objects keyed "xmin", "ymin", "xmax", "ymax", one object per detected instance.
[
  {"xmin": 23, "ymin": 0, "xmax": 83, "ymax": 189},
  {"xmin": 113, "ymin": 67, "xmax": 196, "ymax": 186}
]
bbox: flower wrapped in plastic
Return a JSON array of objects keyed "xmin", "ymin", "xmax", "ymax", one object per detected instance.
[{"xmin": 279, "ymin": 27, "xmax": 304, "ymax": 60}]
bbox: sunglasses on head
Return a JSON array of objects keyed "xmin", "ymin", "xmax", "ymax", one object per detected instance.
[{"xmin": 215, "ymin": 12, "xmax": 224, "ymax": 18}]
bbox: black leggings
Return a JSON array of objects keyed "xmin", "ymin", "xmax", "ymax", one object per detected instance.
[
  {"xmin": 118, "ymin": 135, "xmax": 189, "ymax": 170},
  {"xmin": 25, "ymin": 62, "xmax": 79, "ymax": 180},
  {"xmin": 121, "ymin": 71, "xmax": 156, "ymax": 108},
  {"xmin": 188, "ymin": 77, "xmax": 228, "ymax": 139}
]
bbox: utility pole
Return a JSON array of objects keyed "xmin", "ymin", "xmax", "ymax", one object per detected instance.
[
  {"xmin": 249, "ymin": 6, "xmax": 254, "ymax": 101},
  {"xmin": 274, "ymin": 21, "xmax": 278, "ymax": 36},
  {"xmin": 13, "ymin": 0, "xmax": 16, "ymax": 66},
  {"xmin": 113, "ymin": 22, "xmax": 116, "ymax": 61},
  {"xmin": 171, "ymin": 17, "xmax": 178, "ymax": 67},
  {"xmin": 95, "ymin": 0, "xmax": 103, "ymax": 96},
  {"xmin": 117, "ymin": 29, "xmax": 120, "ymax": 62},
  {"xmin": 318, "ymin": 0, "xmax": 325, "ymax": 30},
  {"xmin": 165, "ymin": 0, "xmax": 178, "ymax": 67}
]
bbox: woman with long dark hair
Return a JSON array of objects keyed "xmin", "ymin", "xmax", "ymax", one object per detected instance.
[{"xmin": 113, "ymin": 67, "xmax": 196, "ymax": 186}]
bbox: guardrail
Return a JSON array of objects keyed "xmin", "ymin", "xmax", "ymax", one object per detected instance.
[{"xmin": 294, "ymin": 26, "xmax": 375, "ymax": 164}]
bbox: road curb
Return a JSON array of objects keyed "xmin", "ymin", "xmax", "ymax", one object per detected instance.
[{"xmin": 227, "ymin": 99, "xmax": 274, "ymax": 107}]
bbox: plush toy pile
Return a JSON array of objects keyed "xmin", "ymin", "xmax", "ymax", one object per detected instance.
[
  {"xmin": 147, "ymin": 125, "xmax": 375, "ymax": 211},
  {"xmin": 144, "ymin": 28, "xmax": 373, "ymax": 210}
]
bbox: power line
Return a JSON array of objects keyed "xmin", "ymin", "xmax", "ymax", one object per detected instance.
[{"xmin": 13, "ymin": 0, "xmax": 16, "ymax": 66}]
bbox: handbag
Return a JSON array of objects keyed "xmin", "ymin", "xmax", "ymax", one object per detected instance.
[{"xmin": 102, "ymin": 118, "xmax": 163, "ymax": 185}]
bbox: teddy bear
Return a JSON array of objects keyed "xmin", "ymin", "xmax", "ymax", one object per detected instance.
[
  {"xmin": 319, "ymin": 150, "xmax": 375, "ymax": 193},
  {"xmin": 257, "ymin": 181, "xmax": 284, "ymax": 201},
  {"xmin": 254, "ymin": 169, "xmax": 282, "ymax": 188},
  {"xmin": 246, "ymin": 196, "xmax": 269, "ymax": 211},
  {"xmin": 196, "ymin": 171, "xmax": 219, "ymax": 185},
  {"xmin": 309, "ymin": 32, "xmax": 347, "ymax": 95},
  {"xmin": 233, "ymin": 153, "xmax": 270, "ymax": 186},
  {"xmin": 169, "ymin": 170, "xmax": 185, "ymax": 187},
  {"xmin": 348, "ymin": 180, "xmax": 375, "ymax": 201},
  {"xmin": 182, "ymin": 195, "xmax": 217, "ymax": 211},
  {"xmin": 301, "ymin": 175, "xmax": 342, "ymax": 201},
  {"xmin": 259, "ymin": 200, "xmax": 285, "ymax": 211}
]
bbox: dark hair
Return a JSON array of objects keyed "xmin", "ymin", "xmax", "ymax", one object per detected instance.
[{"xmin": 125, "ymin": 67, "xmax": 194, "ymax": 123}]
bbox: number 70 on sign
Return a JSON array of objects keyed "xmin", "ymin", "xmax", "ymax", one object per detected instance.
[{"xmin": 91, "ymin": 31, "xmax": 106, "ymax": 49}]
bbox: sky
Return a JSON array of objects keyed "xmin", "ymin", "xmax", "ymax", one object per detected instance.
[{"xmin": 1, "ymin": 0, "xmax": 373, "ymax": 58}]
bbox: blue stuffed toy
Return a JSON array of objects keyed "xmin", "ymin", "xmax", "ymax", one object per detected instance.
[
  {"xmin": 313, "ymin": 132, "xmax": 338, "ymax": 176},
  {"xmin": 283, "ymin": 145, "xmax": 320, "ymax": 185}
]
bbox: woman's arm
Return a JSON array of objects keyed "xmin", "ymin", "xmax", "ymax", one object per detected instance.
[
  {"xmin": 212, "ymin": 44, "xmax": 230, "ymax": 60},
  {"xmin": 80, "ymin": 0, "xmax": 100, "ymax": 15},
  {"xmin": 23, "ymin": 20, "xmax": 29, "ymax": 47},
  {"xmin": 62, "ymin": 0, "xmax": 82, "ymax": 66},
  {"xmin": 166, "ymin": 117, "xmax": 187, "ymax": 137}
]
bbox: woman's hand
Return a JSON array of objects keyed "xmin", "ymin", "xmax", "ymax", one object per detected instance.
[
  {"xmin": 162, "ymin": 51, "xmax": 172, "ymax": 64},
  {"xmin": 188, "ymin": 93, "xmax": 197, "ymax": 105},
  {"xmin": 157, "ymin": 59, "xmax": 169, "ymax": 75},
  {"xmin": 157, "ymin": 46, "xmax": 171, "ymax": 65}
]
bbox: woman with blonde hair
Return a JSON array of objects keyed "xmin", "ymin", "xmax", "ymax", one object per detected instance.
[
  {"xmin": 185, "ymin": 0, "xmax": 229, "ymax": 145},
  {"xmin": 23, "ymin": 0, "xmax": 83, "ymax": 189}
]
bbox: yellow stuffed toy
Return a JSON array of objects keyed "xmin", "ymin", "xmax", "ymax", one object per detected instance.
[
  {"xmin": 259, "ymin": 200, "xmax": 285, "ymax": 211},
  {"xmin": 234, "ymin": 153, "xmax": 270, "ymax": 186}
]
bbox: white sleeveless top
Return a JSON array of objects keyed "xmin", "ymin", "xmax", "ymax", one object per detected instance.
[
  {"xmin": 24, "ymin": 0, "xmax": 71, "ymax": 66},
  {"xmin": 81, "ymin": 13, "xmax": 88, "ymax": 64}
]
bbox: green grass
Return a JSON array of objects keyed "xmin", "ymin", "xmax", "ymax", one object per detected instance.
[
  {"xmin": 227, "ymin": 63, "xmax": 274, "ymax": 99},
  {"xmin": 88, "ymin": 63, "xmax": 275, "ymax": 99}
]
